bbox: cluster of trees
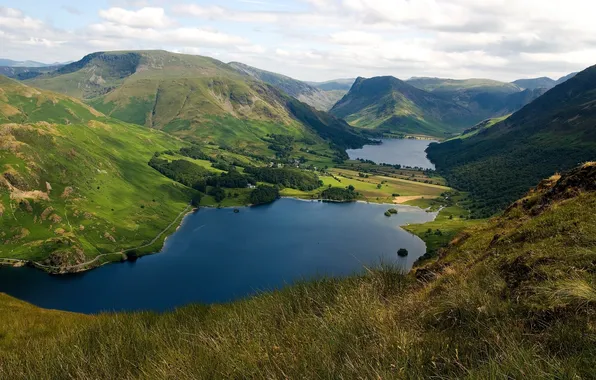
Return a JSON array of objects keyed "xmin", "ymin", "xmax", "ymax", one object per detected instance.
[
  {"xmin": 321, "ymin": 185, "xmax": 358, "ymax": 202},
  {"xmin": 207, "ymin": 169, "xmax": 250, "ymax": 189},
  {"xmin": 150, "ymin": 151, "xmax": 329, "ymax": 206},
  {"xmin": 249, "ymin": 185, "xmax": 280, "ymax": 205},
  {"xmin": 179, "ymin": 146, "xmax": 211, "ymax": 161},
  {"xmin": 244, "ymin": 167, "xmax": 322, "ymax": 191},
  {"xmin": 266, "ymin": 134, "xmax": 295, "ymax": 158},
  {"xmin": 148, "ymin": 157, "xmax": 210, "ymax": 188}
]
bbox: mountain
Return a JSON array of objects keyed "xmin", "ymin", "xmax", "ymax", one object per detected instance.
[
  {"xmin": 329, "ymin": 76, "xmax": 477, "ymax": 137},
  {"xmin": 307, "ymin": 78, "xmax": 355, "ymax": 91},
  {"xmin": 512, "ymin": 72, "xmax": 578, "ymax": 90},
  {"xmin": 26, "ymin": 51, "xmax": 370, "ymax": 154},
  {"xmin": 407, "ymin": 77, "xmax": 520, "ymax": 93},
  {"xmin": 228, "ymin": 62, "xmax": 343, "ymax": 111},
  {"xmin": 2, "ymin": 163, "xmax": 596, "ymax": 378},
  {"xmin": 511, "ymin": 76, "xmax": 556, "ymax": 90},
  {"xmin": 406, "ymin": 77, "xmax": 545, "ymax": 122},
  {"xmin": 0, "ymin": 59, "xmax": 55, "ymax": 67},
  {"xmin": 0, "ymin": 76, "xmax": 193, "ymax": 269},
  {"xmin": 556, "ymin": 72, "xmax": 578, "ymax": 84},
  {"xmin": 427, "ymin": 64, "xmax": 596, "ymax": 217},
  {"xmin": 0, "ymin": 65, "xmax": 63, "ymax": 81}
]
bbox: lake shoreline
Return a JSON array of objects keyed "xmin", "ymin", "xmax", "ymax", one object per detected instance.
[{"xmin": 0, "ymin": 197, "xmax": 439, "ymax": 277}]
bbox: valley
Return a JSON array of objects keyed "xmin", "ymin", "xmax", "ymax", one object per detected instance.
[{"xmin": 0, "ymin": 35, "xmax": 595, "ymax": 379}]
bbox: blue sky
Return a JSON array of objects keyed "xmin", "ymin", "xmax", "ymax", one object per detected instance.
[{"xmin": 1, "ymin": 0, "xmax": 594, "ymax": 81}]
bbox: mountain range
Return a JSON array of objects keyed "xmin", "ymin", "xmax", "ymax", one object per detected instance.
[
  {"xmin": 24, "ymin": 51, "xmax": 370, "ymax": 155},
  {"xmin": 329, "ymin": 75, "xmax": 569, "ymax": 137},
  {"xmin": 0, "ymin": 59, "xmax": 62, "ymax": 67}
]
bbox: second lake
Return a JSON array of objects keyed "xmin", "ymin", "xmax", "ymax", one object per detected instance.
[{"xmin": 346, "ymin": 139, "xmax": 438, "ymax": 169}]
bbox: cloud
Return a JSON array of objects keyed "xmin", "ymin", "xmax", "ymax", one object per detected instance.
[
  {"xmin": 1, "ymin": 1, "xmax": 595, "ymax": 82},
  {"xmin": 98, "ymin": 7, "xmax": 173, "ymax": 29}
]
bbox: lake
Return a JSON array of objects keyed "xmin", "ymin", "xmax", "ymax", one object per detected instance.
[
  {"xmin": 0, "ymin": 199, "xmax": 436, "ymax": 314},
  {"xmin": 346, "ymin": 139, "xmax": 437, "ymax": 169}
]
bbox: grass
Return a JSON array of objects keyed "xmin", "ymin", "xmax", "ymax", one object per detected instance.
[
  {"xmin": 281, "ymin": 165, "xmax": 450, "ymax": 205},
  {"xmin": 1, "ymin": 166, "xmax": 595, "ymax": 378},
  {"xmin": 403, "ymin": 192, "xmax": 484, "ymax": 262}
]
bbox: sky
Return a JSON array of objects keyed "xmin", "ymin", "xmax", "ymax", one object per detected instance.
[{"xmin": 0, "ymin": 0, "xmax": 595, "ymax": 82}]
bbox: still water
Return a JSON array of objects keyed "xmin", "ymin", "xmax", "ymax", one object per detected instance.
[
  {"xmin": 346, "ymin": 139, "xmax": 437, "ymax": 169},
  {"xmin": 0, "ymin": 199, "xmax": 436, "ymax": 314}
]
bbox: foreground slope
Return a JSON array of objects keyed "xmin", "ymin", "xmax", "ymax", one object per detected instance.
[
  {"xmin": 0, "ymin": 76, "xmax": 192, "ymax": 269},
  {"xmin": 229, "ymin": 62, "xmax": 343, "ymax": 111},
  {"xmin": 1, "ymin": 164, "xmax": 595, "ymax": 378},
  {"xmin": 26, "ymin": 51, "xmax": 369, "ymax": 155},
  {"xmin": 330, "ymin": 76, "xmax": 475, "ymax": 137},
  {"xmin": 427, "ymin": 64, "xmax": 596, "ymax": 216}
]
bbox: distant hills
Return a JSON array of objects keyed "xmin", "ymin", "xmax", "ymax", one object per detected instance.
[
  {"xmin": 229, "ymin": 62, "xmax": 343, "ymax": 111},
  {"xmin": 0, "ymin": 59, "xmax": 60, "ymax": 67},
  {"xmin": 23, "ymin": 50, "xmax": 370, "ymax": 154},
  {"xmin": 427, "ymin": 64, "xmax": 596, "ymax": 216},
  {"xmin": 306, "ymin": 78, "xmax": 355, "ymax": 91},
  {"xmin": 512, "ymin": 72, "xmax": 578, "ymax": 90}
]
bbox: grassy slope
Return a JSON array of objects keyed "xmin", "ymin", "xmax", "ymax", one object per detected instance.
[
  {"xmin": 403, "ymin": 192, "xmax": 483, "ymax": 261},
  {"xmin": 330, "ymin": 76, "xmax": 477, "ymax": 137},
  {"xmin": 1, "ymin": 164, "xmax": 595, "ymax": 378},
  {"xmin": 427, "ymin": 64, "xmax": 596, "ymax": 217},
  {"xmin": 0, "ymin": 77, "xmax": 193, "ymax": 268}
]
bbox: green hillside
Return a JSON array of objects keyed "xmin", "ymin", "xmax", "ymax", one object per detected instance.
[
  {"xmin": 0, "ymin": 76, "xmax": 100, "ymax": 124},
  {"xmin": 427, "ymin": 64, "xmax": 596, "ymax": 217},
  {"xmin": 26, "ymin": 51, "xmax": 369, "ymax": 155},
  {"xmin": 1, "ymin": 163, "xmax": 595, "ymax": 378},
  {"xmin": 0, "ymin": 76, "xmax": 196, "ymax": 270},
  {"xmin": 330, "ymin": 76, "xmax": 476, "ymax": 137},
  {"xmin": 229, "ymin": 62, "xmax": 343, "ymax": 111}
]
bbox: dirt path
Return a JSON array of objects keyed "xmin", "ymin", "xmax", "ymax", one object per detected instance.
[{"xmin": 0, "ymin": 204, "xmax": 192, "ymax": 273}]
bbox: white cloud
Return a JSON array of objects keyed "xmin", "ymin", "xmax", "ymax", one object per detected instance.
[
  {"xmin": 98, "ymin": 7, "xmax": 173, "ymax": 29},
  {"xmin": 1, "ymin": 1, "xmax": 595, "ymax": 82}
]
